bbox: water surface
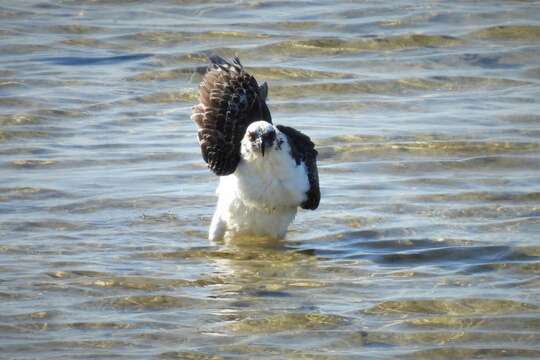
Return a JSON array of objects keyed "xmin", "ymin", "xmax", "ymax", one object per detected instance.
[{"xmin": 1, "ymin": 0, "xmax": 540, "ymax": 359}]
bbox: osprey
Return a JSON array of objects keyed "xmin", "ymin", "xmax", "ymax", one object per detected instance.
[{"xmin": 191, "ymin": 55, "xmax": 320, "ymax": 241}]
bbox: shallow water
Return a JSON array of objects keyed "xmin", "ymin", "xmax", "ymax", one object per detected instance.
[{"xmin": 1, "ymin": 0, "xmax": 540, "ymax": 359}]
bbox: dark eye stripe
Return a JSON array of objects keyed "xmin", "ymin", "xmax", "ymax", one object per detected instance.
[{"xmin": 263, "ymin": 131, "xmax": 275, "ymax": 142}]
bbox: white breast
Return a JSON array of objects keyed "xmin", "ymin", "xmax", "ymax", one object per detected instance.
[{"xmin": 208, "ymin": 136, "xmax": 310, "ymax": 241}]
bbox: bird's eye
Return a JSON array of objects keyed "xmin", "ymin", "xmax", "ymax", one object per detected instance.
[{"xmin": 248, "ymin": 132, "xmax": 257, "ymax": 142}]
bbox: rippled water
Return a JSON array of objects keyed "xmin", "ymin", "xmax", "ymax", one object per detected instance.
[{"xmin": 1, "ymin": 1, "xmax": 540, "ymax": 358}]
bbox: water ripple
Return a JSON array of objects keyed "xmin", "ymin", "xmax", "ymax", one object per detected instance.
[
  {"xmin": 1, "ymin": 1, "xmax": 539, "ymax": 359},
  {"xmin": 36, "ymin": 53, "xmax": 153, "ymax": 66}
]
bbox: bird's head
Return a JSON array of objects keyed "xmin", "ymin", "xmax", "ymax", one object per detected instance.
[{"xmin": 241, "ymin": 121, "xmax": 278, "ymax": 160}]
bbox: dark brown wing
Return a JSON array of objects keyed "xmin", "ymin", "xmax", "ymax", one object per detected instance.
[
  {"xmin": 276, "ymin": 125, "xmax": 320, "ymax": 210},
  {"xmin": 191, "ymin": 55, "xmax": 272, "ymax": 176}
]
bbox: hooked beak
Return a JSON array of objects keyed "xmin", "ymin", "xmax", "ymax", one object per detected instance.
[
  {"xmin": 252, "ymin": 132, "xmax": 275, "ymax": 157},
  {"xmin": 259, "ymin": 137, "xmax": 274, "ymax": 157},
  {"xmin": 253, "ymin": 138, "xmax": 265, "ymax": 157}
]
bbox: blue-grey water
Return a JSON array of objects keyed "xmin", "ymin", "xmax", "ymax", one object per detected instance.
[{"xmin": 1, "ymin": 1, "xmax": 540, "ymax": 359}]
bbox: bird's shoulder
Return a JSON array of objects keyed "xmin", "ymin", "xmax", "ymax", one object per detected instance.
[
  {"xmin": 275, "ymin": 125, "xmax": 320, "ymax": 210},
  {"xmin": 276, "ymin": 125, "xmax": 317, "ymax": 165}
]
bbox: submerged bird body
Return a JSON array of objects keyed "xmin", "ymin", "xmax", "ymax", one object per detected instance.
[{"xmin": 192, "ymin": 56, "xmax": 319, "ymax": 241}]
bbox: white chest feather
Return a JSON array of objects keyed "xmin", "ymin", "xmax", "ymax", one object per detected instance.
[{"xmin": 209, "ymin": 141, "xmax": 310, "ymax": 241}]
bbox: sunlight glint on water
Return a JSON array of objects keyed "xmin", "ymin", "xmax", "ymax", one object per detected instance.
[{"xmin": 1, "ymin": 1, "xmax": 540, "ymax": 359}]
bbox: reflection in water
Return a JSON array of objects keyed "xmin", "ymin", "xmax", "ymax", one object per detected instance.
[{"xmin": 1, "ymin": 0, "xmax": 540, "ymax": 358}]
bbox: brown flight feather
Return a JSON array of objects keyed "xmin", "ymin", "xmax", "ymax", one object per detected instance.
[{"xmin": 191, "ymin": 55, "xmax": 272, "ymax": 176}]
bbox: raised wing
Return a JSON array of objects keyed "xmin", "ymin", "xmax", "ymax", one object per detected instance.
[
  {"xmin": 191, "ymin": 55, "xmax": 272, "ymax": 176},
  {"xmin": 276, "ymin": 125, "xmax": 320, "ymax": 210}
]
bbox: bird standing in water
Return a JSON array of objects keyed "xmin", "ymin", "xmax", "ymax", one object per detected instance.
[{"xmin": 191, "ymin": 56, "xmax": 320, "ymax": 241}]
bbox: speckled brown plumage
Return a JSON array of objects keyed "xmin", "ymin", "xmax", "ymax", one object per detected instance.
[{"xmin": 191, "ymin": 55, "xmax": 272, "ymax": 176}]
